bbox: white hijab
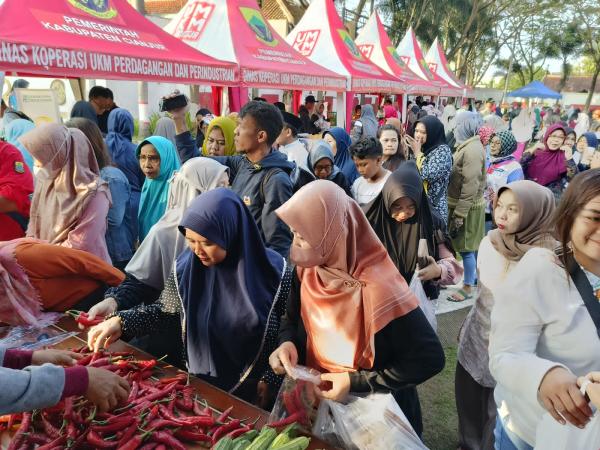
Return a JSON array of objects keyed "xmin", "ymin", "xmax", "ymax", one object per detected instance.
[
  {"xmin": 125, "ymin": 157, "xmax": 228, "ymax": 289},
  {"xmin": 574, "ymin": 113, "xmax": 590, "ymax": 139}
]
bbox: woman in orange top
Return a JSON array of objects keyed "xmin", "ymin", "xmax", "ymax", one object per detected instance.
[{"xmin": 269, "ymin": 180, "xmax": 445, "ymax": 436}]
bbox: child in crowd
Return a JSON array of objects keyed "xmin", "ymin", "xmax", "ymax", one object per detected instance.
[{"xmin": 349, "ymin": 137, "xmax": 391, "ymax": 206}]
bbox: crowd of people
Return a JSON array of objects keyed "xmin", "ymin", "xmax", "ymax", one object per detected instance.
[{"xmin": 0, "ymin": 87, "xmax": 600, "ymax": 450}]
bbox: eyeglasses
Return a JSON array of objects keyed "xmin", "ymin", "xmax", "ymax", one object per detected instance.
[{"xmin": 139, "ymin": 154, "xmax": 160, "ymax": 164}]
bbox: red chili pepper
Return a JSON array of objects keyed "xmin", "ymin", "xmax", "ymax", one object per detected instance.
[
  {"xmin": 158, "ymin": 374, "xmax": 186, "ymax": 385},
  {"xmin": 138, "ymin": 444, "xmax": 157, "ymax": 450},
  {"xmin": 192, "ymin": 399, "xmax": 204, "ymax": 417},
  {"xmin": 159, "ymin": 405, "xmax": 216, "ymax": 428},
  {"xmin": 36, "ymin": 436, "xmax": 66, "ymax": 450},
  {"xmin": 293, "ymin": 382, "xmax": 305, "ymax": 412},
  {"xmin": 226, "ymin": 425, "xmax": 252, "ymax": 439},
  {"xmin": 87, "ymin": 430, "xmax": 118, "ymax": 448},
  {"xmin": 40, "ymin": 413, "xmax": 61, "ymax": 439},
  {"xmin": 6, "ymin": 412, "xmax": 31, "ymax": 450},
  {"xmin": 90, "ymin": 351, "xmax": 104, "ymax": 363},
  {"xmin": 181, "ymin": 389, "xmax": 193, "ymax": 411},
  {"xmin": 128, "ymin": 381, "xmax": 140, "ymax": 403},
  {"xmin": 76, "ymin": 354, "xmax": 94, "ymax": 366},
  {"xmin": 77, "ymin": 315, "xmax": 105, "ymax": 327},
  {"xmin": 217, "ymin": 406, "xmax": 233, "ymax": 424},
  {"xmin": 117, "ymin": 419, "xmax": 140, "ymax": 447},
  {"xmin": 92, "ymin": 416, "xmax": 135, "ymax": 433},
  {"xmin": 117, "ymin": 434, "xmax": 145, "ymax": 450},
  {"xmin": 145, "ymin": 405, "xmax": 160, "ymax": 424},
  {"xmin": 6, "ymin": 413, "xmax": 17, "ymax": 431},
  {"xmin": 155, "ymin": 445, "xmax": 167, "ymax": 450},
  {"xmin": 66, "ymin": 421, "xmax": 78, "ymax": 442},
  {"xmin": 27, "ymin": 433, "xmax": 52, "ymax": 445},
  {"xmin": 133, "ymin": 381, "xmax": 178, "ymax": 405},
  {"xmin": 282, "ymin": 390, "xmax": 297, "ymax": 415},
  {"xmin": 268, "ymin": 410, "xmax": 307, "ymax": 428},
  {"xmin": 151, "ymin": 431, "xmax": 186, "ymax": 450},
  {"xmin": 146, "ymin": 418, "xmax": 180, "ymax": 430},
  {"xmin": 174, "ymin": 428, "xmax": 212, "ymax": 443},
  {"xmin": 212, "ymin": 418, "xmax": 243, "ymax": 443}
]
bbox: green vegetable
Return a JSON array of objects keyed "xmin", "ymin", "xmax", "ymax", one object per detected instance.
[
  {"xmin": 233, "ymin": 429, "xmax": 258, "ymax": 443},
  {"xmin": 232, "ymin": 439, "xmax": 252, "ymax": 450},
  {"xmin": 213, "ymin": 437, "xmax": 234, "ymax": 450},
  {"xmin": 245, "ymin": 426, "xmax": 278, "ymax": 450},
  {"xmin": 269, "ymin": 432, "xmax": 291, "ymax": 449},
  {"xmin": 270, "ymin": 436, "xmax": 310, "ymax": 450}
]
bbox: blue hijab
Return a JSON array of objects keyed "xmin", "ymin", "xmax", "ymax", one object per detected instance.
[
  {"xmin": 582, "ymin": 132, "xmax": 599, "ymax": 149},
  {"xmin": 105, "ymin": 108, "xmax": 145, "ymax": 192},
  {"xmin": 5, "ymin": 119, "xmax": 35, "ymax": 171},
  {"xmin": 176, "ymin": 188, "xmax": 284, "ymax": 389},
  {"xmin": 70, "ymin": 101, "xmax": 98, "ymax": 124},
  {"xmin": 324, "ymin": 127, "xmax": 359, "ymax": 184},
  {"xmin": 137, "ymin": 136, "xmax": 181, "ymax": 241}
]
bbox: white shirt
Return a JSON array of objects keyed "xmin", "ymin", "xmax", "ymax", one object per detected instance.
[
  {"xmin": 351, "ymin": 170, "xmax": 391, "ymax": 205},
  {"xmin": 489, "ymin": 248, "xmax": 600, "ymax": 446},
  {"xmin": 279, "ymin": 140, "xmax": 309, "ymax": 172}
]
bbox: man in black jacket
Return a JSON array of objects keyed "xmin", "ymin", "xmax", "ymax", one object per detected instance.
[{"xmin": 172, "ymin": 100, "xmax": 294, "ymax": 258}]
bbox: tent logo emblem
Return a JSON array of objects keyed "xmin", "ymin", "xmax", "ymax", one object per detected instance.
[
  {"xmin": 172, "ymin": 1, "xmax": 214, "ymax": 41},
  {"xmin": 67, "ymin": 0, "xmax": 117, "ymax": 19},
  {"xmin": 239, "ymin": 7, "xmax": 278, "ymax": 47},
  {"xmin": 358, "ymin": 44, "xmax": 374, "ymax": 59},
  {"xmin": 292, "ymin": 30, "xmax": 320, "ymax": 56},
  {"xmin": 337, "ymin": 29, "xmax": 363, "ymax": 60},
  {"xmin": 428, "ymin": 62, "xmax": 438, "ymax": 73}
]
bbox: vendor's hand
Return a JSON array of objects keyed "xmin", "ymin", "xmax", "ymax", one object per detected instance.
[
  {"xmin": 79, "ymin": 298, "xmax": 118, "ymax": 330},
  {"xmin": 315, "ymin": 372, "xmax": 350, "ymax": 402},
  {"xmin": 268, "ymin": 341, "xmax": 298, "ymax": 375},
  {"xmin": 539, "ymin": 366, "xmax": 592, "ymax": 428},
  {"xmin": 85, "ymin": 367, "xmax": 130, "ymax": 413},
  {"xmin": 579, "ymin": 372, "xmax": 600, "ymax": 409},
  {"xmin": 87, "ymin": 316, "xmax": 123, "ymax": 353},
  {"xmin": 417, "ymin": 256, "xmax": 442, "ymax": 281},
  {"xmin": 562, "ymin": 145, "xmax": 573, "ymax": 160},
  {"xmin": 256, "ymin": 380, "xmax": 274, "ymax": 410},
  {"xmin": 31, "ymin": 349, "xmax": 82, "ymax": 366}
]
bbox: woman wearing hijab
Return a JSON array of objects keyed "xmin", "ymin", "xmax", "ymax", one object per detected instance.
[
  {"xmin": 406, "ymin": 115, "xmax": 453, "ymax": 222},
  {"xmin": 521, "ymin": 123, "xmax": 571, "ymax": 202},
  {"xmin": 447, "ymin": 112, "xmax": 486, "ymax": 302},
  {"xmin": 5, "ymin": 119, "xmax": 35, "ymax": 171},
  {"xmin": 0, "ymin": 142, "xmax": 33, "ymax": 241},
  {"xmin": 484, "ymin": 114, "xmax": 508, "ymax": 133},
  {"xmin": 137, "ymin": 136, "xmax": 181, "ymax": 241},
  {"xmin": 365, "ymin": 162, "xmax": 462, "ymax": 302},
  {"xmin": 201, "ymin": 116, "xmax": 236, "ymax": 157},
  {"xmin": 484, "ymin": 130, "xmax": 524, "ymax": 232},
  {"xmin": 66, "ymin": 117, "xmax": 134, "ymax": 270},
  {"xmin": 269, "ymin": 181, "xmax": 445, "ymax": 436},
  {"xmin": 195, "ymin": 108, "xmax": 212, "ymax": 148},
  {"xmin": 574, "ymin": 132, "xmax": 599, "ymax": 171},
  {"xmin": 307, "ymin": 140, "xmax": 351, "ymax": 196},
  {"xmin": 105, "ymin": 108, "xmax": 145, "ymax": 238},
  {"xmin": 456, "ymin": 181, "xmax": 556, "ymax": 450},
  {"xmin": 88, "ymin": 189, "xmax": 292, "ymax": 407},
  {"xmin": 323, "ymin": 127, "xmax": 360, "ymax": 184},
  {"xmin": 70, "ymin": 101, "xmax": 98, "ymax": 125},
  {"xmin": 86, "ymin": 158, "xmax": 228, "ymax": 320},
  {"xmin": 351, "ymin": 104, "xmax": 379, "ymax": 142},
  {"xmin": 478, "ymin": 125, "xmax": 495, "ymax": 170},
  {"xmin": 154, "ymin": 117, "xmax": 177, "ymax": 147},
  {"xmin": 0, "ymin": 239, "xmax": 125, "ymax": 325},
  {"xmin": 20, "ymin": 124, "xmax": 112, "ymax": 263},
  {"xmin": 378, "ymin": 124, "xmax": 405, "ymax": 172}
]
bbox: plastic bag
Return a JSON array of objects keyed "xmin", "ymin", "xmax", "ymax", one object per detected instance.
[
  {"xmin": 409, "ymin": 274, "xmax": 437, "ymax": 331},
  {"xmin": 535, "ymin": 411, "xmax": 600, "ymax": 449},
  {"xmin": 0, "ymin": 324, "xmax": 78, "ymax": 351},
  {"xmin": 268, "ymin": 365, "xmax": 320, "ymax": 428},
  {"xmin": 312, "ymin": 393, "xmax": 429, "ymax": 450}
]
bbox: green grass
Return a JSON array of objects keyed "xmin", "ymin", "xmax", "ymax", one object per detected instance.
[{"xmin": 419, "ymin": 344, "xmax": 459, "ymax": 450}]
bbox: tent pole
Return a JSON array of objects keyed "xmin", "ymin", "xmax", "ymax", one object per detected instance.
[{"xmin": 133, "ymin": 0, "xmax": 149, "ymax": 139}]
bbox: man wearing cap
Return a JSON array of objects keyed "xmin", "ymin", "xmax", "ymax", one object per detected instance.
[{"xmin": 304, "ymin": 95, "xmax": 317, "ymax": 116}]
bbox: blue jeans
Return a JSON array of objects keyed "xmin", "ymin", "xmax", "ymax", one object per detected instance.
[
  {"xmin": 494, "ymin": 416, "xmax": 533, "ymax": 450},
  {"xmin": 460, "ymin": 251, "xmax": 477, "ymax": 286}
]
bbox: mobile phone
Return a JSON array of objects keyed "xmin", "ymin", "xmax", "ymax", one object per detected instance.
[{"xmin": 159, "ymin": 94, "xmax": 188, "ymax": 112}]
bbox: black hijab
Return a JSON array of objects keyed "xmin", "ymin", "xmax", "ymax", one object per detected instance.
[
  {"xmin": 415, "ymin": 115, "xmax": 447, "ymax": 156},
  {"xmin": 364, "ymin": 161, "xmax": 453, "ymax": 298}
]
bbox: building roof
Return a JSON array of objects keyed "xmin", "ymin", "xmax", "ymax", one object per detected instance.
[
  {"xmin": 262, "ymin": 0, "xmax": 306, "ymax": 25},
  {"xmin": 144, "ymin": 0, "xmax": 186, "ymax": 15},
  {"xmin": 543, "ymin": 74, "xmax": 600, "ymax": 93}
]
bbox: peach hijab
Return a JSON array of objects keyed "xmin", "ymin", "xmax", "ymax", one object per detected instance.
[
  {"xmin": 276, "ymin": 180, "xmax": 418, "ymax": 372},
  {"xmin": 20, "ymin": 123, "xmax": 109, "ymax": 245}
]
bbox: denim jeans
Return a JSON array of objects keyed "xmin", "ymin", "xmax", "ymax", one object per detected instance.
[
  {"xmin": 460, "ymin": 251, "xmax": 477, "ymax": 286},
  {"xmin": 494, "ymin": 416, "xmax": 533, "ymax": 450}
]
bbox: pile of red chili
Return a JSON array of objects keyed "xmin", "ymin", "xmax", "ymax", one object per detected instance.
[{"xmin": 1, "ymin": 347, "xmax": 261, "ymax": 449}]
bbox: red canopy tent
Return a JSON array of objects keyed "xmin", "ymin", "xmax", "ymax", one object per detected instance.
[
  {"xmin": 355, "ymin": 12, "xmax": 439, "ymax": 97},
  {"xmin": 425, "ymin": 38, "xmax": 472, "ymax": 97},
  {"xmin": 0, "ymin": 0, "xmax": 237, "ymax": 85},
  {"xmin": 285, "ymin": 0, "xmax": 404, "ymax": 129},
  {"xmin": 396, "ymin": 27, "xmax": 463, "ymax": 97},
  {"xmin": 163, "ymin": 0, "xmax": 346, "ymax": 113}
]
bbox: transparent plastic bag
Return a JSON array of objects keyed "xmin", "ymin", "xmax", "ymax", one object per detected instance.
[
  {"xmin": 268, "ymin": 365, "xmax": 320, "ymax": 428},
  {"xmin": 409, "ymin": 274, "xmax": 437, "ymax": 332},
  {"xmin": 0, "ymin": 324, "xmax": 77, "ymax": 351},
  {"xmin": 312, "ymin": 393, "xmax": 429, "ymax": 450}
]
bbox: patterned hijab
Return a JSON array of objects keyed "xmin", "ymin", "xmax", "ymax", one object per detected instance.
[
  {"xmin": 491, "ymin": 130, "xmax": 518, "ymax": 159},
  {"xmin": 478, "ymin": 126, "xmax": 495, "ymax": 146}
]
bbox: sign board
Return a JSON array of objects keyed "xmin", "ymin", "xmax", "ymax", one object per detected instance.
[{"xmin": 14, "ymin": 88, "xmax": 62, "ymax": 124}]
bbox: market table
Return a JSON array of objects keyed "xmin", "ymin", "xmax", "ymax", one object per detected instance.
[{"xmin": 1, "ymin": 317, "xmax": 336, "ymax": 450}]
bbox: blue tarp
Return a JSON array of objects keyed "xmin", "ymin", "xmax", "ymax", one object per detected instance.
[{"xmin": 508, "ymin": 81, "xmax": 562, "ymax": 99}]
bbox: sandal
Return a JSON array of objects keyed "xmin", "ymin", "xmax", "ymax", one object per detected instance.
[{"xmin": 446, "ymin": 288, "xmax": 473, "ymax": 303}]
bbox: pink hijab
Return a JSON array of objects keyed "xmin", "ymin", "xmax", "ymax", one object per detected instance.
[
  {"xmin": 525, "ymin": 123, "xmax": 567, "ymax": 187},
  {"xmin": 20, "ymin": 124, "xmax": 109, "ymax": 245},
  {"xmin": 478, "ymin": 125, "xmax": 495, "ymax": 146},
  {"xmin": 276, "ymin": 181, "xmax": 418, "ymax": 373},
  {"xmin": 384, "ymin": 105, "xmax": 398, "ymax": 120}
]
